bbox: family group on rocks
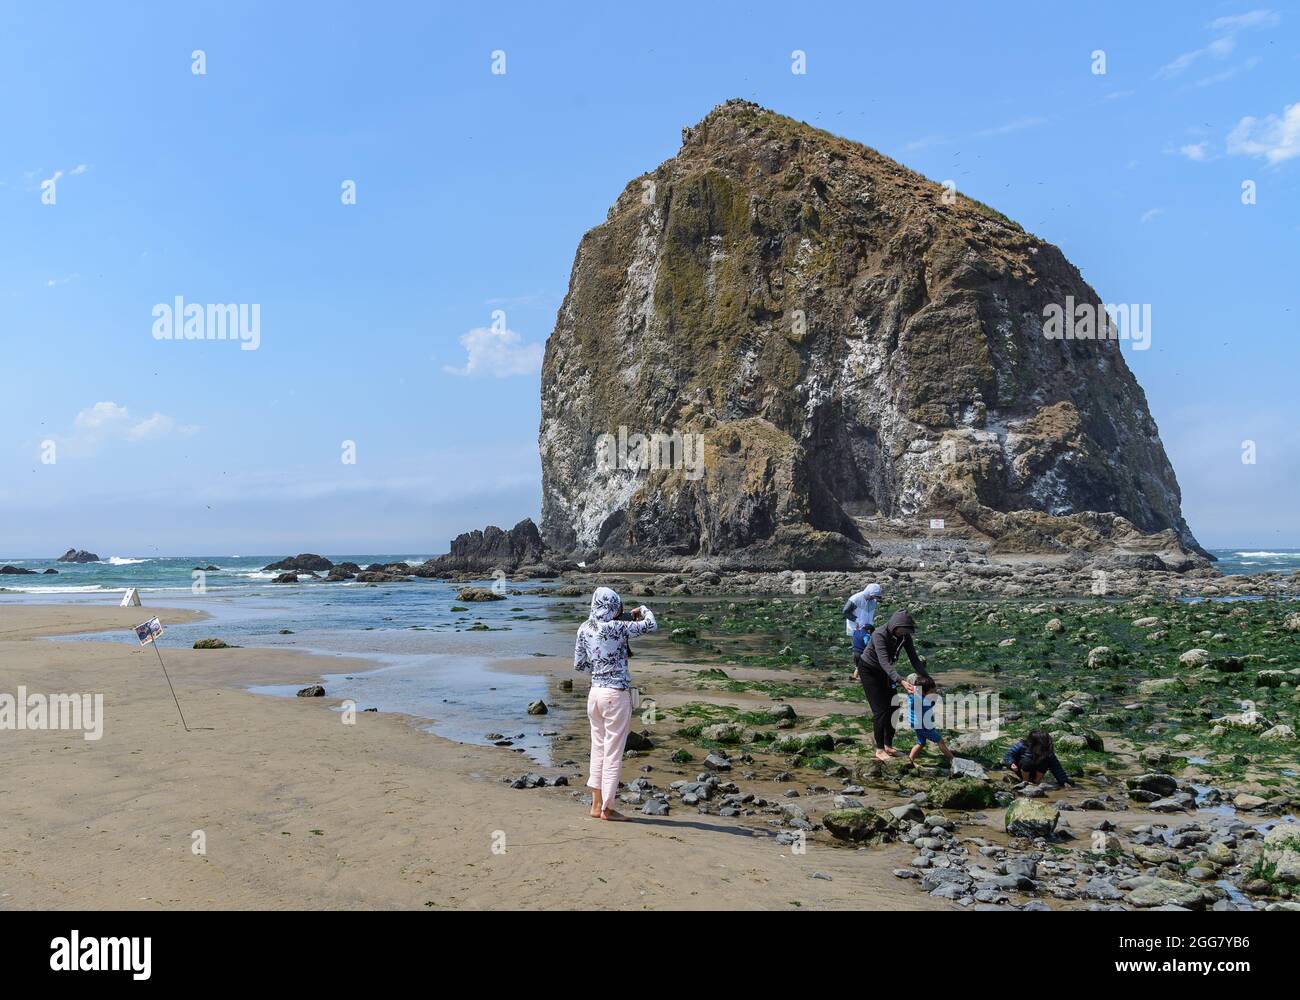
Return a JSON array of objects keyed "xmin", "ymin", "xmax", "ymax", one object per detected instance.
[{"xmin": 528, "ymin": 577, "xmax": 1300, "ymax": 911}]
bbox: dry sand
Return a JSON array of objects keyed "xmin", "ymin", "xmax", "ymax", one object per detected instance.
[{"xmin": 0, "ymin": 603, "xmax": 937, "ymax": 910}]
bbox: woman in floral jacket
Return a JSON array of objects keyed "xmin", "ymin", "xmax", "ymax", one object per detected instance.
[{"xmin": 574, "ymin": 586, "xmax": 657, "ymax": 820}]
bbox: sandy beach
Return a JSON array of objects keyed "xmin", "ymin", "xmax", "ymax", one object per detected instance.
[{"xmin": 0, "ymin": 603, "xmax": 933, "ymax": 910}]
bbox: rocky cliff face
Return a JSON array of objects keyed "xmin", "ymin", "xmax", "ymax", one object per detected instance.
[{"xmin": 539, "ymin": 100, "xmax": 1204, "ymax": 568}]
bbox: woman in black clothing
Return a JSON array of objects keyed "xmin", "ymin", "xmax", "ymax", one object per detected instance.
[{"xmin": 855, "ymin": 610, "xmax": 928, "ymax": 761}]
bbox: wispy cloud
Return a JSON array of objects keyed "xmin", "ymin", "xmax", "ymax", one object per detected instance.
[
  {"xmin": 1157, "ymin": 8, "xmax": 1279, "ymax": 78},
  {"xmin": 904, "ymin": 115, "xmax": 1049, "ymax": 152},
  {"xmin": 1193, "ymin": 54, "xmax": 1262, "ymax": 87},
  {"xmin": 1227, "ymin": 101, "xmax": 1300, "ymax": 164},
  {"xmin": 54, "ymin": 401, "xmax": 198, "ymax": 457},
  {"xmin": 443, "ymin": 325, "xmax": 544, "ymax": 377},
  {"xmin": 1207, "ymin": 9, "xmax": 1281, "ymax": 32},
  {"xmin": 1140, "ymin": 207, "xmax": 1163, "ymax": 224}
]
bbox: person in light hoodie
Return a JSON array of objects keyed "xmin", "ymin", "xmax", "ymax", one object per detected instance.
[
  {"xmin": 843, "ymin": 582, "xmax": 883, "ymax": 679},
  {"xmin": 574, "ymin": 586, "xmax": 657, "ymax": 820}
]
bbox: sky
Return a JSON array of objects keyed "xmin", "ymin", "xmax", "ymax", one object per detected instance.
[{"xmin": 1, "ymin": 1, "xmax": 1297, "ymax": 556}]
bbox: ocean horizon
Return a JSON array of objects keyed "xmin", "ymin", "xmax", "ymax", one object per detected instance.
[{"xmin": 2, "ymin": 548, "xmax": 1298, "ymax": 598}]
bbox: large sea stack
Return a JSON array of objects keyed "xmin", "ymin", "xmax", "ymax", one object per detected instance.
[{"xmin": 538, "ymin": 100, "xmax": 1205, "ymax": 570}]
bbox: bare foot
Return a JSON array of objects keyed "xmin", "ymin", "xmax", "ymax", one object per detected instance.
[
  {"xmin": 885, "ymin": 746, "xmax": 903, "ymax": 757},
  {"xmin": 874, "ymin": 749, "xmax": 893, "ymax": 762},
  {"xmin": 589, "ymin": 793, "xmax": 602, "ymax": 818},
  {"xmin": 599, "ymin": 809, "xmax": 626, "ymax": 821}
]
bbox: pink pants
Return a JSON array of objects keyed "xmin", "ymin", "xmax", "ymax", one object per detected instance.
[{"xmin": 587, "ymin": 686, "xmax": 632, "ymax": 808}]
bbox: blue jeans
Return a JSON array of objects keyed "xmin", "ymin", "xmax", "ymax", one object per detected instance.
[
  {"xmin": 851, "ymin": 628, "xmax": 869, "ymax": 654},
  {"xmin": 914, "ymin": 728, "xmax": 944, "ymax": 745}
]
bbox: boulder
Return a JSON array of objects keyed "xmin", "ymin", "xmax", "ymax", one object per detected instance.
[
  {"xmin": 1261, "ymin": 822, "xmax": 1300, "ymax": 884},
  {"xmin": 296, "ymin": 685, "xmax": 325, "ymax": 697},
  {"xmin": 263, "ymin": 554, "xmax": 333, "ymax": 572},
  {"xmin": 56, "ymin": 549, "xmax": 100, "ymax": 563},
  {"xmin": 1126, "ymin": 773, "xmax": 1178, "ymax": 796},
  {"xmin": 1005, "ymin": 798, "xmax": 1060, "ymax": 838},
  {"xmin": 1127, "ymin": 878, "xmax": 1205, "ymax": 909},
  {"xmin": 822, "ymin": 808, "xmax": 900, "ymax": 844},
  {"xmin": 192, "ymin": 638, "xmax": 230, "ymax": 649},
  {"xmin": 924, "ymin": 778, "xmax": 997, "ymax": 810},
  {"xmin": 457, "ymin": 587, "xmax": 505, "ymax": 602},
  {"xmin": 949, "ymin": 757, "xmax": 988, "ymax": 781},
  {"xmin": 417, "ymin": 518, "xmax": 551, "ymax": 575}
]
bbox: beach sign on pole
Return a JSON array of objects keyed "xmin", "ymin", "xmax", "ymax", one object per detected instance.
[
  {"xmin": 133, "ymin": 616, "xmax": 190, "ymax": 732},
  {"xmin": 121, "ymin": 587, "xmax": 142, "ymax": 607},
  {"xmin": 134, "ymin": 616, "xmax": 165, "ymax": 645}
]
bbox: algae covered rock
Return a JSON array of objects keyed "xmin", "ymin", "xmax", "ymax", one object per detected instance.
[
  {"xmin": 923, "ymin": 778, "xmax": 997, "ymax": 810},
  {"xmin": 701, "ymin": 722, "xmax": 742, "ymax": 744},
  {"xmin": 1261, "ymin": 822, "xmax": 1300, "ymax": 884},
  {"xmin": 822, "ymin": 807, "xmax": 900, "ymax": 844},
  {"xmin": 1005, "ymin": 797, "xmax": 1060, "ymax": 838},
  {"xmin": 457, "ymin": 587, "xmax": 506, "ymax": 602},
  {"xmin": 193, "ymin": 638, "xmax": 231, "ymax": 649}
]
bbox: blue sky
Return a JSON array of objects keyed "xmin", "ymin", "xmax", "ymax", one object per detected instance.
[{"xmin": 1, "ymin": 1, "xmax": 1296, "ymax": 556}]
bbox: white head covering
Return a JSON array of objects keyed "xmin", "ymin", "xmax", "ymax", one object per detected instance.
[
  {"xmin": 589, "ymin": 586, "xmax": 621, "ymax": 622},
  {"xmin": 865, "ymin": 583, "xmax": 883, "ymax": 598}
]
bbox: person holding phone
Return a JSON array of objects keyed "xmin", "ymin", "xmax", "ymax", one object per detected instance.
[{"xmin": 574, "ymin": 586, "xmax": 657, "ymax": 820}]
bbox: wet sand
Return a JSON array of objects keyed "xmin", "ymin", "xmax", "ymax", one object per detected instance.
[{"xmin": 0, "ymin": 603, "xmax": 936, "ymax": 910}]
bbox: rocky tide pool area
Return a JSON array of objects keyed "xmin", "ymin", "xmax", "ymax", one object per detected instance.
[{"xmin": 503, "ymin": 589, "xmax": 1299, "ymax": 910}]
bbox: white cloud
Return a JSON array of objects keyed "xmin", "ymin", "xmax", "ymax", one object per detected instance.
[
  {"xmin": 1207, "ymin": 9, "xmax": 1280, "ymax": 33},
  {"xmin": 1158, "ymin": 8, "xmax": 1278, "ymax": 78},
  {"xmin": 1227, "ymin": 101, "xmax": 1300, "ymax": 164},
  {"xmin": 57, "ymin": 401, "xmax": 198, "ymax": 456},
  {"xmin": 443, "ymin": 326, "xmax": 544, "ymax": 377},
  {"xmin": 1140, "ymin": 207, "xmax": 1163, "ymax": 223}
]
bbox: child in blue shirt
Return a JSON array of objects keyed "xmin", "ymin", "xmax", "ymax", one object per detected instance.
[{"xmin": 907, "ymin": 674, "xmax": 954, "ymax": 764}]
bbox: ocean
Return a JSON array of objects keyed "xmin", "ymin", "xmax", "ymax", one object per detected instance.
[
  {"xmin": 3, "ymin": 548, "xmax": 1295, "ymax": 765},
  {"xmin": 1207, "ymin": 548, "xmax": 1300, "ymax": 575},
  {"xmin": 0, "ymin": 555, "xmax": 582, "ymax": 765}
]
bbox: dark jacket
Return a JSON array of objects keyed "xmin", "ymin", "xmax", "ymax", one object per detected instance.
[
  {"xmin": 855, "ymin": 610, "xmax": 925, "ymax": 684},
  {"xmin": 1002, "ymin": 739, "xmax": 1071, "ymax": 786}
]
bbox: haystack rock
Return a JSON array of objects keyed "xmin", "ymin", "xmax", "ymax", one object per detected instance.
[{"xmin": 538, "ymin": 100, "xmax": 1206, "ymax": 570}]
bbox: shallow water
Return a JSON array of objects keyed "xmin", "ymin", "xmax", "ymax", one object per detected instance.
[{"xmin": 25, "ymin": 574, "xmax": 587, "ymax": 766}]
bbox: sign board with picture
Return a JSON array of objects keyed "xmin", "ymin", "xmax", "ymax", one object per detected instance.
[
  {"xmin": 134, "ymin": 616, "xmax": 165, "ymax": 646},
  {"xmin": 929, "ymin": 518, "xmax": 945, "ymax": 530}
]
